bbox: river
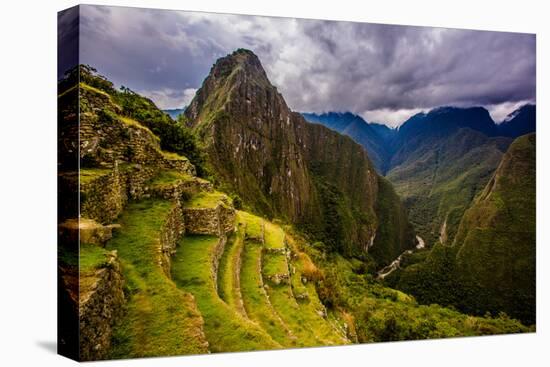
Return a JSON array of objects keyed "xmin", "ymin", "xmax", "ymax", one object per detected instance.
[{"xmin": 376, "ymin": 235, "xmax": 425, "ymax": 279}]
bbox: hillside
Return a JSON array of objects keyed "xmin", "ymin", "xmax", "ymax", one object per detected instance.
[
  {"xmin": 184, "ymin": 49, "xmax": 415, "ymax": 265},
  {"xmin": 58, "ymin": 63, "xmax": 530, "ymax": 360},
  {"xmin": 302, "ymin": 112, "xmax": 394, "ymax": 173},
  {"xmin": 387, "ymin": 127, "xmax": 512, "ymax": 246},
  {"xmin": 394, "ymin": 134, "xmax": 536, "ymax": 325},
  {"xmin": 385, "ymin": 107, "xmax": 515, "ymax": 246}
]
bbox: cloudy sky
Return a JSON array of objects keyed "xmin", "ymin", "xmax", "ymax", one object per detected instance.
[{"xmin": 72, "ymin": 5, "xmax": 535, "ymax": 127}]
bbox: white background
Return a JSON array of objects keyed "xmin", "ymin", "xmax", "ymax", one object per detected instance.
[{"xmin": 0, "ymin": 0, "xmax": 548, "ymax": 365}]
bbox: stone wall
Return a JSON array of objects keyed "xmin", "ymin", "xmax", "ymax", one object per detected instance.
[
  {"xmin": 124, "ymin": 164, "xmax": 157, "ymax": 200},
  {"xmin": 80, "ymin": 164, "xmax": 174, "ymax": 224},
  {"xmin": 78, "ymin": 252, "xmax": 125, "ymax": 361},
  {"xmin": 80, "ymin": 167, "xmax": 127, "ymax": 224},
  {"xmin": 182, "ymin": 204, "xmax": 236, "ymax": 236},
  {"xmin": 79, "ymin": 108, "xmax": 195, "ymax": 175},
  {"xmin": 219, "ymin": 204, "xmax": 236, "ymax": 234},
  {"xmin": 151, "ymin": 177, "xmax": 214, "ymax": 202},
  {"xmin": 158, "ymin": 203, "xmax": 186, "ymax": 277}
]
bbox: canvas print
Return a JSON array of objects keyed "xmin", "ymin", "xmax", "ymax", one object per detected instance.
[{"xmin": 57, "ymin": 4, "xmax": 536, "ymax": 361}]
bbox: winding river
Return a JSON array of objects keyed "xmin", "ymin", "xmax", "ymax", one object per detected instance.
[{"xmin": 377, "ymin": 235, "xmax": 425, "ymax": 279}]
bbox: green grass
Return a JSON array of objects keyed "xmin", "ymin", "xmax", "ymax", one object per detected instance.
[
  {"xmin": 236, "ymin": 216, "xmax": 294, "ymax": 346},
  {"xmin": 81, "ymin": 82, "xmax": 111, "ymax": 98},
  {"xmin": 264, "ymin": 222, "xmax": 285, "ymax": 249},
  {"xmin": 216, "ymin": 221, "xmax": 247, "ymax": 317},
  {"xmin": 161, "ymin": 150, "xmax": 188, "ymax": 161},
  {"xmin": 105, "ymin": 200, "xmax": 208, "ymax": 359},
  {"xmin": 79, "ymin": 243, "xmax": 112, "ymax": 273},
  {"xmin": 262, "ymin": 253, "xmax": 289, "ymax": 279},
  {"xmin": 185, "ymin": 191, "xmax": 227, "ymax": 209},
  {"xmin": 239, "ymin": 211, "xmax": 263, "ymax": 240},
  {"xmin": 172, "ymin": 235, "xmax": 280, "ymax": 353},
  {"xmin": 149, "ymin": 170, "xmax": 192, "ymax": 187},
  {"xmin": 257, "ymin": 231, "xmax": 347, "ymax": 347},
  {"xmin": 119, "ymin": 116, "xmax": 159, "ymax": 139},
  {"xmin": 79, "ymin": 168, "xmax": 112, "ymax": 185}
]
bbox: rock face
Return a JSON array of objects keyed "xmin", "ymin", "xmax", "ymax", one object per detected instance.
[{"xmin": 185, "ymin": 49, "xmax": 415, "ymax": 263}]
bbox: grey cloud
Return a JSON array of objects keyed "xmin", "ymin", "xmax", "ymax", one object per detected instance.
[{"xmin": 79, "ymin": 5, "xmax": 535, "ymax": 125}]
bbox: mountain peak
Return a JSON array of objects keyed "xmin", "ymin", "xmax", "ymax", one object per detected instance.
[
  {"xmin": 185, "ymin": 49, "xmax": 274, "ymax": 123},
  {"xmin": 209, "ymin": 48, "xmax": 266, "ymax": 82}
]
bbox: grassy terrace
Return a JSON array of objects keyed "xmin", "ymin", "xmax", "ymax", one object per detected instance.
[
  {"xmin": 217, "ymin": 219, "xmax": 247, "ymax": 317},
  {"xmin": 264, "ymin": 237, "xmax": 348, "ymax": 347},
  {"xmin": 105, "ymin": 200, "xmax": 207, "ymax": 359},
  {"xmin": 79, "ymin": 243, "xmax": 112, "ymax": 273},
  {"xmin": 79, "ymin": 168, "xmax": 112, "ymax": 185},
  {"xmin": 264, "ymin": 222, "xmax": 285, "ymax": 249},
  {"xmin": 172, "ymin": 235, "xmax": 280, "ymax": 353},
  {"xmin": 185, "ymin": 191, "xmax": 228, "ymax": 209},
  {"xmin": 240, "ymin": 211, "xmax": 263, "ymax": 240},
  {"xmin": 236, "ymin": 212, "xmax": 294, "ymax": 347},
  {"xmin": 148, "ymin": 170, "xmax": 192, "ymax": 188},
  {"xmin": 161, "ymin": 150, "xmax": 188, "ymax": 161},
  {"xmin": 262, "ymin": 221, "xmax": 289, "ymax": 279},
  {"xmin": 119, "ymin": 116, "xmax": 159, "ymax": 140},
  {"xmin": 81, "ymin": 82, "xmax": 111, "ymax": 98},
  {"xmin": 262, "ymin": 253, "xmax": 289, "ymax": 279}
]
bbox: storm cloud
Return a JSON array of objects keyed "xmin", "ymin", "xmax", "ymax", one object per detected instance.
[{"xmin": 78, "ymin": 5, "xmax": 535, "ymax": 126}]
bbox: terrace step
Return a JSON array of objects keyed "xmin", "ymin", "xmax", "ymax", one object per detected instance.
[
  {"xmin": 105, "ymin": 200, "xmax": 209, "ymax": 359},
  {"xmin": 171, "ymin": 234, "xmax": 280, "ymax": 353}
]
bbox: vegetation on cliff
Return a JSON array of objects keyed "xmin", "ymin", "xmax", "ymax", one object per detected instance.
[{"xmin": 395, "ymin": 134, "xmax": 536, "ymax": 325}]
